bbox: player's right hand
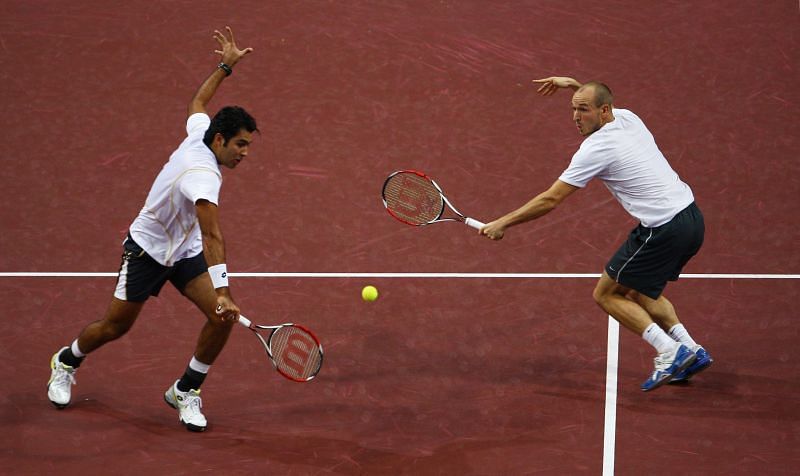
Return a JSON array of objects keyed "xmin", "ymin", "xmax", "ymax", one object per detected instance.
[
  {"xmin": 479, "ymin": 221, "xmax": 506, "ymax": 241},
  {"xmin": 215, "ymin": 295, "xmax": 240, "ymax": 323}
]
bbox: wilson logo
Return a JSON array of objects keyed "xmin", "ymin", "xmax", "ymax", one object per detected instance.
[{"xmin": 280, "ymin": 333, "xmax": 315, "ymax": 374}]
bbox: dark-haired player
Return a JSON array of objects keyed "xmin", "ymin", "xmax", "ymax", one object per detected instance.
[{"xmin": 47, "ymin": 27, "xmax": 257, "ymax": 431}]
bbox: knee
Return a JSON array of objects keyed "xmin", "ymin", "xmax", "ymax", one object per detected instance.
[
  {"xmin": 592, "ymin": 285, "xmax": 608, "ymax": 306},
  {"xmin": 205, "ymin": 314, "xmax": 235, "ymax": 332},
  {"xmin": 592, "ymin": 282, "xmax": 628, "ymax": 307}
]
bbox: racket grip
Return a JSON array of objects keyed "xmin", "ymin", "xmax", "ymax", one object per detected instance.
[
  {"xmin": 465, "ymin": 217, "xmax": 485, "ymax": 229},
  {"xmin": 237, "ymin": 315, "xmax": 252, "ymax": 328}
]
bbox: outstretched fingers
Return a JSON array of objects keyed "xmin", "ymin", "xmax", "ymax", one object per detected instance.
[
  {"xmin": 211, "ymin": 26, "xmax": 254, "ymax": 63},
  {"xmin": 532, "ymin": 78, "xmax": 557, "ymax": 96}
]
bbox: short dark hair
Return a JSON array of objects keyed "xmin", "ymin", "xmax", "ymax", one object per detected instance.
[
  {"xmin": 580, "ymin": 81, "xmax": 614, "ymax": 108},
  {"xmin": 203, "ymin": 106, "xmax": 258, "ymax": 146}
]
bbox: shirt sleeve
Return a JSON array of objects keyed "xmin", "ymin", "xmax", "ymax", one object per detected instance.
[
  {"xmin": 186, "ymin": 113, "xmax": 211, "ymax": 138},
  {"xmin": 178, "ymin": 169, "xmax": 221, "ymax": 206},
  {"xmin": 558, "ymin": 141, "xmax": 608, "ymax": 188}
]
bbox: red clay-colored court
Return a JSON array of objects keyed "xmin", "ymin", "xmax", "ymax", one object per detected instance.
[{"xmin": 1, "ymin": 1, "xmax": 798, "ymax": 475}]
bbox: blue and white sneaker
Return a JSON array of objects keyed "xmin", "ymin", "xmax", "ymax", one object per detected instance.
[
  {"xmin": 641, "ymin": 344, "xmax": 696, "ymax": 392},
  {"xmin": 670, "ymin": 346, "xmax": 713, "ymax": 383}
]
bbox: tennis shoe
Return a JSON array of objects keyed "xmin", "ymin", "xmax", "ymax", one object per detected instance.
[
  {"xmin": 164, "ymin": 380, "xmax": 207, "ymax": 432},
  {"xmin": 641, "ymin": 344, "xmax": 696, "ymax": 392},
  {"xmin": 671, "ymin": 346, "xmax": 713, "ymax": 382},
  {"xmin": 47, "ymin": 347, "xmax": 77, "ymax": 409}
]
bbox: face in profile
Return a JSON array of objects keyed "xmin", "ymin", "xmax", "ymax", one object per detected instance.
[
  {"xmin": 571, "ymin": 87, "xmax": 610, "ymax": 137},
  {"xmin": 214, "ymin": 129, "xmax": 253, "ymax": 169}
]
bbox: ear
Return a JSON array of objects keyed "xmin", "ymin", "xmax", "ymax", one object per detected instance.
[{"xmin": 213, "ymin": 132, "xmax": 225, "ymax": 147}]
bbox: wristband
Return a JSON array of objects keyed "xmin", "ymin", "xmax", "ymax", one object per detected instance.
[
  {"xmin": 208, "ymin": 264, "xmax": 229, "ymax": 288},
  {"xmin": 217, "ymin": 62, "xmax": 233, "ymax": 76}
]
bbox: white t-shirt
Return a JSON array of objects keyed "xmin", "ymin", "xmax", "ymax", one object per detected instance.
[
  {"xmin": 558, "ymin": 108, "xmax": 694, "ymax": 227},
  {"xmin": 129, "ymin": 113, "xmax": 221, "ymax": 266}
]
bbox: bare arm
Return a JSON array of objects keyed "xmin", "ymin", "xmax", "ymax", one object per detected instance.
[
  {"xmin": 480, "ymin": 180, "xmax": 579, "ymax": 240},
  {"xmin": 196, "ymin": 199, "xmax": 238, "ymax": 319},
  {"xmin": 531, "ymin": 76, "xmax": 582, "ymax": 96},
  {"xmin": 188, "ymin": 26, "xmax": 254, "ymax": 117}
]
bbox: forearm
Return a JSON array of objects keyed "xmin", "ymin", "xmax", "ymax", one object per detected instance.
[
  {"xmin": 188, "ymin": 27, "xmax": 253, "ymax": 116},
  {"xmin": 496, "ymin": 192, "xmax": 559, "ymax": 228},
  {"xmin": 564, "ymin": 77, "xmax": 582, "ymax": 90},
  {"xmin": 202, "ymin": 231, "xmax": 232, "ymax": 298},
  {"xmin": 189, "ymin": 67, "xmax": 228, "ymax": 115},
  {"xmin": 201, "ymin": 229, "xmax": 226, "ymax": 267}
]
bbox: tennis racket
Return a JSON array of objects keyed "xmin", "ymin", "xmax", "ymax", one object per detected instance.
[
  {"xmin": 382, "ymin": 170, "xmax": 485, "ymax": 229},
  {"xmin": 237, "ymin": 315, "xmax": 323, "ymax": 382}
]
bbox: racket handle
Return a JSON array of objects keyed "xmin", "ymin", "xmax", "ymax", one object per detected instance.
[
  {"xmin": 238, "ymin": 315, "xmax": 252, "ymax": 327},
  {"xmin": 465, "ymin": 217, "xmax": 485, "ymax": 229}
]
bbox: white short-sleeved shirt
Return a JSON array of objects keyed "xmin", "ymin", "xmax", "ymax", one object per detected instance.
[
  {"xmin": 558, "ymin": 108, "xmax": 694, "ymax": 227},
  {"xmin": 129, "ymin": 113, "xmax": 221, "ymax": 266}
]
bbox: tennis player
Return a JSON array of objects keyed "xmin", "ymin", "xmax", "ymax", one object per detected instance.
[
  {"xmin": 47, "ymin": 27, "xmax": 256, "ymax": 430},
  {"xmin": 480, "ymin": 76, "xmax": 712, "ymax": 391}
]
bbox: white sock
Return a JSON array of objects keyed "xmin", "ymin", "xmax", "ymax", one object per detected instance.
[
  {"xmin": 668, "ymin": 324, "xmax": 698, "ymax": 348},
  {"xmin": 71, "ymin": 339, "xmax": 86, "ymax": 358},
  {"xmin": 642, "ymin": 323, "xmax": 680, "ymax": 354},
  {"xmin": 189, "ymin": 356, "xmax": 211, "ymax": 374}
]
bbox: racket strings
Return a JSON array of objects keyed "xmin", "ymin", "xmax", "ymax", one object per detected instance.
[
  {"xmin": 383, "ymin": 173, "xmax": 444, "ymax": 225},
  {"xmin": 270, "ymin": 326, "xmax": 322, "ymax": 381}
]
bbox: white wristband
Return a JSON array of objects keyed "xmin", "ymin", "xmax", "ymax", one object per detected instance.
[{"xmin": 208, "ymin": 264, "xmax": 229, "ymax": 289}]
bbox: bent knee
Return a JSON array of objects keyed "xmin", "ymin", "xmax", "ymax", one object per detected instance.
[
  {"xmin": 592, "ymin": 281, "xmax": 630, "ymax": 305},
  {"xmin": 204, "ymin": 314, "xmax": 236, "ymax": 331}
]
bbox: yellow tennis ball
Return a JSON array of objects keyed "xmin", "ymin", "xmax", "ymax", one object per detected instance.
[{"xmin": 361, "ymin": 285, "xmax": 379, "ymax": 302}]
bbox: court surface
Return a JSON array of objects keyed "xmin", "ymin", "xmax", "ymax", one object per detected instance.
[{"xmin": 1, "ymin": 1, "xmax": 798, "ymax": 475}]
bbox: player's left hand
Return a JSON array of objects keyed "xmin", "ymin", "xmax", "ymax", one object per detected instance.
[{"xmin": 213, "ymin": 26, "xmax": 253, "ymax": 68}]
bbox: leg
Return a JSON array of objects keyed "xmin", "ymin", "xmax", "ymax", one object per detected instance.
[
  {"xmin": 48, "ymin": 296, "xmax": 144, "ymax": 408},
  {"xmin": 181, "ymin": 272, "xmax": 235, "ymax": 365},
  {"xmin": 627, "ymin": 291, "xmax": 680, "ymax": 332},
  {"xmin": 76, "ymin": 297, "xmax": 146, "ymax": 353},
  {"xmin": 163, "ymin": 272, "xmax": 230, "ymax": 432},
  {"xmin": 592, "ymin": 271, "xmax": 655, "ymax": 335}
]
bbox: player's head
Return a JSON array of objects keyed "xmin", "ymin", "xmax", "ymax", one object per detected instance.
[
  {"xmin": 204, "ymin": 106, "xmax": 259, "ymax": 169},
  {"xmin": 571, "ymin": 82, "xmax": 614, "ymax": 136}
]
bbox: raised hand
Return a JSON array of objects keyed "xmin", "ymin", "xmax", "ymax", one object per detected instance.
[
  {"xmin": 531, "ymin": 77, "xmax": 581, "ymax": 96},
  {"xmin": 213, "ymin": 26, "xmax": 253, "ymax": 68}
]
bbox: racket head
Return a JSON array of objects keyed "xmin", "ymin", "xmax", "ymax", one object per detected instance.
[
  {"xmin": 267, "ymin": 324, "xmax": 324, "ymax": 382},
  {"xmin": 382, "ymin": 170, "xmax": 445, "ymax": 226}
]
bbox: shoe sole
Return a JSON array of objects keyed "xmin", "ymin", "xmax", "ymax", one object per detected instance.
[
  {"xmin": 164, "ymin": 393, "xmax": 206, "ymax": 432},
  {"xmin": 670, "ymin": 358, "xmax": 713, "ymax": 383},
  {"xmin": 642, "ymin": 352, "xmax": 697, "ymax": 392},
  {"xmin": 49, "ymin": 399, "xmax": 69, "ymax": 410}
]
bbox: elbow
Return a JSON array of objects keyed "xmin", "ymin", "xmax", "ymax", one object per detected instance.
[{"xmin": 541, "ymin": 196, "xmax": 560, "ymax": 214}]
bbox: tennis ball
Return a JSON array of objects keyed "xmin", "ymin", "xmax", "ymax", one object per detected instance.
[{"xmin": 361, "ymin": 285, "xmax": 379, "ymax": 302}]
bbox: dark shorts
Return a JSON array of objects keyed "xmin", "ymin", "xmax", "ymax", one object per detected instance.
[
  {"xmin": 605, "ymin": 202, "xmax": 704, "ymax": 299},
  {"xmin": 113, "ymin": 234, "xmax": 208, "ymax": 302}
]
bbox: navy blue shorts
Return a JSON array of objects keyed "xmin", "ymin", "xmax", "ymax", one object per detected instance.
[
  {"xmin": 605, "ymin": 202, "xmax": 704, "ymax": 299},
  {"xmin": 113, "ymin": 234, "xmax": 208, "ymax": 302}
]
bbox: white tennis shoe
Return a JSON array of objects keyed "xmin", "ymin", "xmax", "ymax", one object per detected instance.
[
  {"xmin": 47, "ymin": 347, "xmax": 77, "ymax": 409},
  {"xmin": 164, "ymin": 380, "xmax": 207, "ymax": 432}
]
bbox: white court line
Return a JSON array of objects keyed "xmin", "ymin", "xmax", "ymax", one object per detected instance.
[
  {"xmin": 1, "ymin": 270, "xmax": 797, "ymax": 474},
  {"xmin": 1, "ymin": 272, "xmax": 798, "ymax": 278},
  {"xmin": 603, "ymin": 317, "xmax": 620, "ymax": 476}
]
